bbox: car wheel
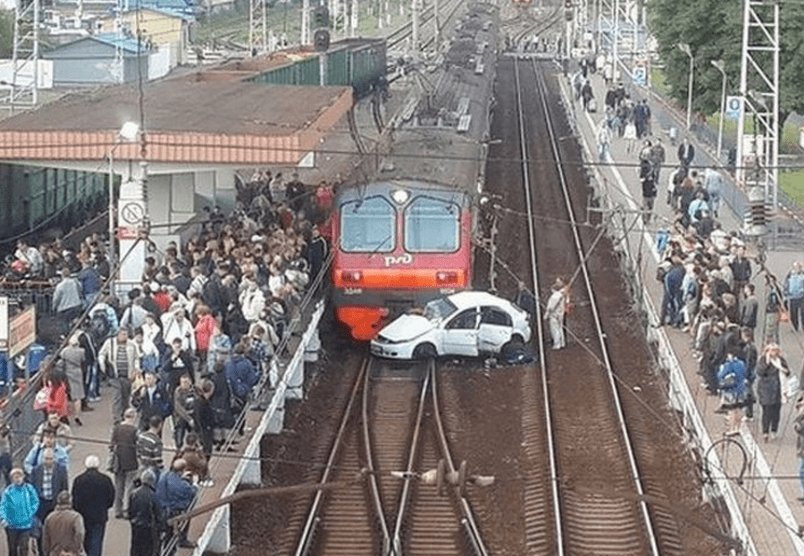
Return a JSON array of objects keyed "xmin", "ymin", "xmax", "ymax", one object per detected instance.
[
  {"xmin": 502, "ymin": 338, "xmax": 525, "ymax": 356},
  {"xmin": 413, "ymin": 343, "xmax": 437, "ymax": 360}
]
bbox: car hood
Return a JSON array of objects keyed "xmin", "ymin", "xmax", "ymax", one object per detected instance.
[{"xmin": 378, "ymin": 315, "xmax": 435, "ymax": 342}]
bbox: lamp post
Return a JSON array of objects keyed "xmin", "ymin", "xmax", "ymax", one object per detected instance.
[
  {"xmin": 108, "ymin": 121, "xmax": 140, "ymax": 283},
  {"xmin": 711, "ymin": 59, "xmax": 727, "ymax": 162},
  {"xmin": 678, "ymin": 43, "xmax": 694, "ymax": 130}
]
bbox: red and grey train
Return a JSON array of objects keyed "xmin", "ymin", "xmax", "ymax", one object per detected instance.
[{"xmin": 332, "ymin": 2, "xmax": 500, "ymax": 340}]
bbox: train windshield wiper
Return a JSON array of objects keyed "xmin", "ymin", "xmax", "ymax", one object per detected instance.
[{"xmin": 368, "ymin": 233, "xmax": 392, "ymax": 256}]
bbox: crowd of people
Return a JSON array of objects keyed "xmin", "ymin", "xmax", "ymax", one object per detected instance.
[
  {"xmin": 572, "ymin": 62, "xmax": 804, "ymax": 507},
  {"xmin": 0, "ymin": 171, "xmax": 333, "ymax": 555},
  {"xmin": 653, "ymin": 154, "xmax": 804, "ymax": 445}
]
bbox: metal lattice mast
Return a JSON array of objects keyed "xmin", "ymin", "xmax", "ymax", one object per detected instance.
[
  {"xmin": 8, "ymin": 0, "xmax": 39, "ymax": 114},
  {"xmin": 350, "ymin": 0, "xmax": 358, "ymax": 37},
  {"xmin": 301, "ymin": 0, "xmax": 310, "ymax": 46},
  {"xmin": 249, "ymin": 0, "xmax": 267, "ymax": 54},
  {"xmin": 735, "ymin": 0, "xmax": 780, "ymax": 211},
  {"xmin": 112, "ymin": 0, "xmax": 124, "ymax": 83}
]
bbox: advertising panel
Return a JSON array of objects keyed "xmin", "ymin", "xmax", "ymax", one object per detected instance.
[{"xmin": 9, "ymin": 307, "xmax": 36, "ymax": 358}]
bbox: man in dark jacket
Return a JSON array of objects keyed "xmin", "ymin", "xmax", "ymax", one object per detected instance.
[
  {"xmin": 30, "ymin": 447, "xmax": 69, "ymax": 524},
  {"xmin": 660, "ymin": 257, "xmax": 685, "ymax": 327},
  {"xmin": 129, "ymin": 469, "xmax": 163, "ymax": 556},
  {"xmin": 224, "ymin": 342, "xmax": 259, "ymax": 412},
  {"xmin": 132, "ymin": 371, "xmax": 172, "ymax": 431},
  {"xmin": 110, "ymin": 408, "xmax": 140, "ymax": 519},
  {"xmin": 72, "ymin": 454, "xmax": 115, "ymax": 556}
]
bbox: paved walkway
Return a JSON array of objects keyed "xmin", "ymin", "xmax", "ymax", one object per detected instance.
[{"xmin": 562, "ymin": 59, "xmax": 804, "ymax": 555}]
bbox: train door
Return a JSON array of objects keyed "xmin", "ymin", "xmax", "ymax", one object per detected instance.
[
  {"xmin": 441, "ymin": 308, "xmax": 480, "ymax": 356},
  {"xmin": 477, "ymin": 306, "xmax": 513, "ymax": 353}
]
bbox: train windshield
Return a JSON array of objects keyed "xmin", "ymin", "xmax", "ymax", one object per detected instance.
[
  {"xmin": 424, "ymin": 297, "xmax": 458, "ymax": 321},
  {"xmin": 340, "ymin": 196, "xmax": 396, "ymax": 252},
  {"xmin": 404, "ymin": 196, "xmax": 460, "ymax": 252}
]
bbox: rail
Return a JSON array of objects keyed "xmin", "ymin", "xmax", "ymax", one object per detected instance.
[
  {"xmin": 293, "ymin": 357, "xmax": 372, "ymax": 556},
  {"xmin": 429, "ymin": 363, "xmax": 488, "ymax": 556},
  {"xmin": 512, "ymin": 55, "xmax": 564, "ymax": 556}
]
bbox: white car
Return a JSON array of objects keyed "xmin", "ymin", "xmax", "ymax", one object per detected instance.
[{"xmin": 370, "ymin": 291, "xmax": 532, "ymax": 360}]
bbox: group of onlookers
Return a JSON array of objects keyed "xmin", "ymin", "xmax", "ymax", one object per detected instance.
[{"xmin": 0, "ymin": 172, "xmax": 332, "ymax": 555}]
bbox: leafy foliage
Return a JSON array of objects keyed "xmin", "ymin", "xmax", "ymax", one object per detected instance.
[
  {"xmin": 648, "ymin": 0, "xmax": 804, "ymax": 122},
  {"xmin": 0, "ymin": 9, "xmax": 13, "ymax": 58}
]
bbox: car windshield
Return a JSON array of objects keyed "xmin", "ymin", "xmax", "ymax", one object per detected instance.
[{"xmin": 423, "ymin": 297, "xmax": 458, "ymax": 321}]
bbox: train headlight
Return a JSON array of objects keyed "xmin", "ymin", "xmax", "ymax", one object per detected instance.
[
  {"xmin": 392, "ymin": 189, "xmax": 410, "ymax": 204},
  {"xmin": 436, "ymin": 271, "xmax": 458, "ymax": 284},
  {"xmin": 341, "ymin": 270, "xmax": 363, "ymax": 283}
]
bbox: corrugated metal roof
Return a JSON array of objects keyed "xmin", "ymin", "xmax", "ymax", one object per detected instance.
[
  {"xmin": 0, "ymin": 80, "xmax": 352, "ymax": 165},
  {"xmin": 93, "ymin": 32, "xmax": 150, "ymax": 53}
]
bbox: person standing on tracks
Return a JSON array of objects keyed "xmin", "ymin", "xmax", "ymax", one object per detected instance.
[{"xmin": 544, "ymin": 280, "xmax": 570, "ymax": 350}]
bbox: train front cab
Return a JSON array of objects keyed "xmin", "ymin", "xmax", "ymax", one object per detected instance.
[{"xmin": 332, "ymin": 185, "xmax": 472, "ymax": 340}]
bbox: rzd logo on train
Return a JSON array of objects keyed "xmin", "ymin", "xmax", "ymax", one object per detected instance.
[{"xmin": 384, "ymin": 254, "xmax": 414, "ymax": 267}]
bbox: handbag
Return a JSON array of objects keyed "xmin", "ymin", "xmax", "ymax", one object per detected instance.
[{"xmin": 33, "ymin": 385, "xmax": 51, "ymax": 410}]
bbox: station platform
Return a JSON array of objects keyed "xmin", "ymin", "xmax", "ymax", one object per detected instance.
[{"xmin": 558, "ymin": 57, "xmax": 804, "ymax": 555}]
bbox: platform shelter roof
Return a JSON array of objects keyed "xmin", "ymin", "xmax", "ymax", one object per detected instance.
[{"xmin": 0, "ymin": 77, "xmax": 352, "ymax": 165}]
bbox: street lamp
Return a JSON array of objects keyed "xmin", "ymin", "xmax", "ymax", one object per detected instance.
[
  {"xmin": 678, "ymin": 43, "xmax": 694, "ymax": 130},
  {"xmin": 108, "ymin": 121, "xmax": 139, "ymax": 279},
  {"xmin": 711, "ymin": 59, "xmax": 727, "ymax": 162}
]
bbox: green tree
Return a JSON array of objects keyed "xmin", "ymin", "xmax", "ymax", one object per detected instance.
[
  {"xmin": 648, "ymin": 0, "xmax": 804, "ymax": 124},
  {"xmin": 0, "ymin": 9, "xmax": 13, "ymax": 58}
]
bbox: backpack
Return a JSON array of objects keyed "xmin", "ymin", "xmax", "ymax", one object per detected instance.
[{"xmin": 89, "ymin": 310, "xmax": 112, "ymax": 345}]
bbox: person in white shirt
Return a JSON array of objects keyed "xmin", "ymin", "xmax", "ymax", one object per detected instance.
[
  {"xmin": 161, "ymin": 308, "xmax": 196, "ymax": 352},
  {"xmin": 239, "ymin": 278, "xmax": 266, "ymax": 323},
  {"xmin": 544, "ymin": 280, "xmax": 571, "ymax": 350}
]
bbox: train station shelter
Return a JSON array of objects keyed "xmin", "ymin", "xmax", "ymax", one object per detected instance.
[{"xmin": 0, "ymin": 72, "xmax": 352, "ymax": 288}]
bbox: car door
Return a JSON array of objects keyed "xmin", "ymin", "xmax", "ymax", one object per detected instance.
[
  {"xmin": 477, "ymin": 306, "xmax": 513, "ymax": 353},
  {"xmin": 441, "ymin": 308, "xmax": 479, "ymax": 356}
]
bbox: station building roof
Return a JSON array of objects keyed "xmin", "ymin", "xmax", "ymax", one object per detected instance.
[{"xmin": 0, "ymin": 74, "xmax": 353, "ymax": 165}]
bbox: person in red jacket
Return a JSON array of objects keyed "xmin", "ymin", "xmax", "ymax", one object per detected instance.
[{"xmin": 194, "ymin": 305, "xmax": 217, "ymax": 368}]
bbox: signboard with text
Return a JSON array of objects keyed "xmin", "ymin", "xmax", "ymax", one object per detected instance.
[
  {"xmin": 726, "ymin": 96, "xmax": 743, "ymax": 119},
  {"xmin": 9, "ymin": 307, "xmax": 36, "ymax": 358}
]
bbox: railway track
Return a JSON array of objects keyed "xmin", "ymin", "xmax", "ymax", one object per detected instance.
[
  {"xmin": 386, "ymin": 0, "xmax": 465, "ymax": 51},
  {"xmin": 504, "ymin": 54, "xmax": 681, "ymax": 554},
  {"xmin": 288, "ymin": 357, "xmax": 487, "ymax": 556}
]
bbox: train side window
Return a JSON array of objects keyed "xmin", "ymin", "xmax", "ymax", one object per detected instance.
[
  {"xmin": 480, "ymin": 307, "xmax": 511, "ymax": 327},
  {"xmin": 404, "ymin": 196, "xmax": 460, "ymax": 253},
  {"xmin": 445, "ymin": 309, "xmax": 478, "ymax": 330},
  {"xmin": 340, "ymin": 196, "xmax": 396, "ymax": 252}
]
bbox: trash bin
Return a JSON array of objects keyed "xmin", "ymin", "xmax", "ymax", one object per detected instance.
[
  {"xmin": 26, "ymin": 344, "xmax": 47, "ymax": 379},
  {"xmin": 0, "ymin": 352, "xmax": 7, "ymax": 396}
]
